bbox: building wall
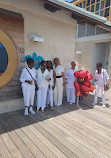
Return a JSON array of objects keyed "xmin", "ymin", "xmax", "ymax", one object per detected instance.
[
  {"xmin": 74, "ymin": 0, "xmax": 111, "ymax": 21},
  {"xmin": 0, "ymin": 0, "xmax": 77, "ymax": 113},
  {"xmin": 75, "ymin": 37, "xmax": 111, "ymax": 85},
  {"xmin": 23, "ymin": 11, "xmax": 76, "ymax": 70},
  {"xmin": 0, "ymin": 12, "xmax": 24, "ymax": 101},
  {"xmin": 0, "ymin": 0, "xmax": 76, "ymax": 70}
]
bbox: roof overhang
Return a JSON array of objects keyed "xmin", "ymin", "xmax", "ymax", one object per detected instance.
[{"xmin": 43, "ymin": 0, "xmax": 111, "ymax": 31}]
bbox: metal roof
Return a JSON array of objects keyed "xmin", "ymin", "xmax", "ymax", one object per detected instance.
[{"xmin": 47, "ymin": 0, "xmax": 111, "ymax": 28}]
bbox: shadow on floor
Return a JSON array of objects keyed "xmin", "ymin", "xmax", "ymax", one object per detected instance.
[{"xmin": 0, "ymin": 93, "xmax": 109, "ymax": 135}]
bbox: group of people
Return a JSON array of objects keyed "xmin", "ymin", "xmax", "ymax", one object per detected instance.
[{"xmin": 20, "ymin": 57, "xmax": 109, "ymax": 115}]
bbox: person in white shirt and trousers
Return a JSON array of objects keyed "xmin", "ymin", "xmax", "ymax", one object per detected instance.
[
  {"xmin": 93, "ymin": 62, "xmax": 109, "ymax": 108},
  {"xmin": 46, "ymin": 61, "xmax": 56, "ymax": 109},
  {"xmin": 53, "ymin": 58, "xmax": 65, "ymax": 106},
  {"xmin": 20, "ymin": 58, "xmax": 36, "ymax": 115},
  {"xmin": 36, "ymin": 61, "xmax": 50, "ymax": 111},
  {"xmin": 65, "ymin": 62, "xmax": 77, "ymax": 104}
]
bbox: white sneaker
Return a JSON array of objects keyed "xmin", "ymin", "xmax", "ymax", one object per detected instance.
[
  {"xmin": 92, "ymin": 103, "xmax": 96, "ymax": 106},
  {"xmin": 57, "ymin": 104, "xmax": 62, "ymax": 106},
  {"xmin": 103, "ymin": 105, "xmax": 106, "ymax": 108},
  {"xmin": 36, "ymin": 107, "xmax": 40, "ymax": 111},
  {"xmin": 41, "ymin": 108, "xmax": 44, "ymax": 112},
  {"xmin": 29, "ymin": 107, "xmax": 35, "ymax": 114},
  {"xmin": 77, "ymin": 104, "xmax": 81, "ymax": 109},
  {"xmin": 24, "ymin": 108, "xmax": 28, "ymax": 116},
  {"xmin": 30, "ymin": 109, "xmax": 35, "ymax": 114}
]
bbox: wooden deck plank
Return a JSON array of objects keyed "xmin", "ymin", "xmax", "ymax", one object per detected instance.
[
  {"xmin": 31, "ymin": 112, "xmax": 97, "ymax": 158},
  {"xmin": 7, "ymin": 113, "xmax": 47, "ymax": 158},
  {"xmin": 53, "ymin": 116, "xmax": 111, "ymax": 158},
  {"xmin": 58, "ymin": 112, "xmax": 111, "ymax": 151},
  {"xmin": 0, "ymin": 136, "xmax": 12, "ymax": 158},
  {"xmin": 0, "ymin": 96, "xmax": 111, "ymax": 158},
  {"xmin": 54, "ymin": 105, "xmax": 111, "ymax": 143},
  {"xmin": 76, "ymin": 109, "xmax": 111, "ymax": 128},
  {"xmin": 12, "ymin": 112, "xmax": 67, "ymax": 158},
  {"xmin": 0, "ymin": 117, "xmax": 24, "ymax": 158},
  {"xmin": 69, "ymin": 111, "xmax": 111, "ymax": 138},
  {"xmin": 1, "ymin": 114, "xmax": 36, "ymax": 158},
  {"xmin": 16, "ymin": 111, "xmax": 75, "ymax": 158},
  {"xmin": 28, "ymin": 112, "xmax": 89, "ymax": 158},
  {"xmin": 4, "ymin": 113, "xmax": 57, "ymax": 158}
]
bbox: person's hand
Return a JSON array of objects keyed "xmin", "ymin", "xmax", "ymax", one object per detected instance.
[
  {"xmin": 106, "ymin": 83, "xmax": 109, "ymax": 87},
  {"xmin": 52, "ymin": 85, "xmax": 55, "ymax": 90},
  {"xmin": 25, "ymin": 80, "xmax": 32, "ymax": 84},
  {"xmin": 63, "ymin": 81, "xmax": 66, "ymax": 86},
  {"xmin": 48, "ymin": 78, "xmax": 51, "ymax": 81},
  {"xmin": 34, "ymin": 80, "xmax": 36, "ymax": 84}
]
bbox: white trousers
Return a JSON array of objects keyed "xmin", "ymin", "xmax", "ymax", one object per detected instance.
[
  {"xmin": 94, "ymin": 84, "xmax": 106, "ymax": 105},
  {"xmin": 22, "ymin": 87, "xmax": 35, "ymax": 107},
  {"xmin": 66, "ymin": 87, "xmax": 76, "ymax": 103},
  {"xmin": 54, "ymin": 78, "xmax": 63, "ymax": 106},
  {"xmin": 47, "ymin": 88, "xmax": 53, "ymax": 107},
  {"xmin": 36, "ymin": 87, "xmax": 48, "ymax": 110}
]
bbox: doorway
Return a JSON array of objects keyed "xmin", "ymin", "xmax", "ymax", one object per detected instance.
[{"xmin": 90, "ymin": 42, "xmax": 110, "ymax": 77}]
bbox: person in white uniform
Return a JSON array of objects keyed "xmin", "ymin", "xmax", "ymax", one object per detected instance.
[
  {"xmin": 36, "ymin": 61, "xmax": 50, "ymax": 111},
  {"xmin": 46, "ymin": 61, "xmax": 56, "ymax": 109},
  {"xmin": 20, "ymin": 58, "xmax": 36, "ymax": 115},
  {"xmin": 53, "ymin": 58, "xmax": 65, "ymax": 106},
  {"xmin": 65, "ymin": 62, "xmax": 77, "ymax": 104},
  {"xmin": 93, "ymin": 62, "xmax": 109, "ymax": 108}
]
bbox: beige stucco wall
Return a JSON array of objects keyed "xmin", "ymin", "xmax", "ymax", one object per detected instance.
[
  {"xmin": 0, "ymin": 0, "xmax": 77, "ymax": 113},
  {"xmin": 108, "ymin": 42, "xmax": 111, "ymax": 85},
  {"xmin": 75, "ymin": 41, "xmax": 92, "ymax": 71},
  {"xmin": 75, "ymin": 36, "xmax": 111, "ymax": 85},
  {"xmin": 0, "ymin": 0, "xmax": 76, "ymax": 71},
  {"xmin": 23, "ymin": 11, "xmax": 76, "ymax": 70}
]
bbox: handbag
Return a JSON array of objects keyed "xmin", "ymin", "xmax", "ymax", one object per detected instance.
[
  {"xmin": 26, "ymin": 68, "xmax": 38, "ymax": 91},
  {"xmin": 103, "ymin": 69, "xmax": 109, "ymax": 91}
]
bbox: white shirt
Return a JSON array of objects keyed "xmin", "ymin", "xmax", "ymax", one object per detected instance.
[
  {"xmin": 20, "ymin": 67, "xmax": 36, "ymax": 89},
  {"xmin": 37, "ymin": 68, "xmax": 50, "ymax": 88},
  {"xmin": 53, "ymin": 65, "xmax": 64, "ymax": 76},
  {"xmin": 65, "ymin": 68, "xmax": 77, "ymax": 88},
  {"xmin": 48, "ymin": 69, "xmax": 54, "ymax": 88},
  {"xmin": 94, "ymin": 69, "xmax": 109, "ymax": 86}
]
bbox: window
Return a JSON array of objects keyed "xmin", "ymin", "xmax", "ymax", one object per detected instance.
[
  {"xmin": 100, "ymin": 10, "xmax": 104, "ymax": 16},
  {"xmin": 96, "ymin": 0, "xmax": 100, "ymax": 2},
  {"xmin": 91, "ymin": 5, "xmax": 95, "ymax": 12},
  {"xmin": 105, "ymin": 8, "xmax": 109, "ymax": 17},
  {"xmin": 87, "ymin": 0, "xmax": 90, "ymax": 6},
  {"xmin": 101, "ymin": 1, "xmax": 104, "ymax": 10},
  {"xmin": 0, "ymin": 43, "xmax": 8, "ymax": 76},
  {"xmin": 80, "ymin": 3, "xmax": 82, "ymax": 8},
  {"xmin": 106, "ymin": 0, "xmax": 110, "ymax": 7},
  {"xmin": 96, "ymin": 12, "xmax": 99, "ymax": 15},
  {"xmin": 91, "ymin": 0, "xmax": 95, "ymax": 4},
  {"xmin": 83, "ymin": 1, "xmax": 86, "ymax": 8},
  {"xmin": 87, "ymin": 7, "xmax": 90, "ymax": 11},
  {"xmin": 96, "ymin": 3, "xmax": 100, "ymax": 11}
]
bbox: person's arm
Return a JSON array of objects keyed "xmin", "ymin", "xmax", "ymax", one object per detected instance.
[
  {"xmin": 65, "ymin": 70, "xmax": 68, "ymax": 79},
  {"xmin": 20, "ymin": 68, "xmax": 32, "ymax": 85},
  {"xmin": 94, "ymin": 71, "xmax": 98, "ymax": 81},
  {"xmin": 105, "ymin": 70, "xmax": 109, "ymax": 85},
  {"xmin": 62, "ymin": 71, "xmax": 65, "ymax": 86},
  {"xmin": 52, "ymin": 70, "xmax": 56, "ymax": 90},
  {"xmin": 20, "ymin": 68, "xmax": 26, "ymax": 83}
]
